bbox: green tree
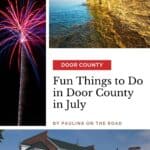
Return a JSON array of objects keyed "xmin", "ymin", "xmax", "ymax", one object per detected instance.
[{"xmin": 0, "ymin": 130, "xmax": 3, "ymax": 142}]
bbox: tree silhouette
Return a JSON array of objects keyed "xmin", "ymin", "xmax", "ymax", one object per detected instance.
[{"xmin": 0, "ymin": 130, "xmax": 3, "ymax": 142}]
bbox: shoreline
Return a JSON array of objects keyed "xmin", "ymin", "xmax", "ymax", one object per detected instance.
[
  {"xmin": 50, "ymin": 16, "xmax": 150, "ymax": 48},
  {"xmin": 50, "ymin": 1, "xmax": 150, "ymax": 48},
  {"xmin": 50, "ymin": 21, "xmax": 104, "ymax": 48}
]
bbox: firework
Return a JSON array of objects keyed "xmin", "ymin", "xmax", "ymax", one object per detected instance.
[
  {"xmin": 0, "ymin": 0, "xmax": 45, "ymax": 125},
  {"xmin": 0, "ymin": 0, "xmax": 45, "ymax": 75}
]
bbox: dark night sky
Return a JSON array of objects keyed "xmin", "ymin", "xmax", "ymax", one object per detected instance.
[{"xmin": 0, "ymin": 0, "xmax": 46, "ymax": 126}]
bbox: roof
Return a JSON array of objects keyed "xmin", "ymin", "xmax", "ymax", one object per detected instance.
[
  {"xmin": 128, "ymin": 147, "xmax": 141, "ymax": 150},
  {"xmin": 21, "ymin": 131, "xmax": 53, "ymax": 149},
  {"xmin": 21, "ymin": 131, "xmax": 95, "ymax": 150},
  {"xmin": 49, "ymin": 138, "xmax": 95, "ymax": 150},
  {"xmin": 21, "ymin": 131, "xmax": 48, "ymax": 145}
]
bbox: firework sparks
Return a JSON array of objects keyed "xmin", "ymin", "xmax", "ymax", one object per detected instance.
[
  {"xmin": 0, "ymin": 0, "xmax": 45, "ymax": 125},
  {"xmin": 0, "ymin": 0, "xmax": 45, "ymax": 76}
]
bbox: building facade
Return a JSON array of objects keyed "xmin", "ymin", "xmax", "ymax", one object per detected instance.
[{"xmin": 20, "ymin": 131, "xmax": 95, "ymax": 150}]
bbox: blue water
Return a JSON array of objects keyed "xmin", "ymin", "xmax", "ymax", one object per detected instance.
[{"xmin": 50, "ymin": 0, "xmax": 91, "ymax": 36}]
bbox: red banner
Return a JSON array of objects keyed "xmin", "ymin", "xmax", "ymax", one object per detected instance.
[{"xmin": 53, "ymin": 60, "xmax": 111, "ymax": 70}]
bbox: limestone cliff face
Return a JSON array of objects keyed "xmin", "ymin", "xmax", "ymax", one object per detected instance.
[{"xmin": 87, "ymin": 0, "xmax": 150, "ymax": 47}]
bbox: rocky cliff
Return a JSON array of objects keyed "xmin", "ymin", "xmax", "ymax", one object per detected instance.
[{"xmin": 87, "ymin": 0, "xmax": 150, "ymax": 47}]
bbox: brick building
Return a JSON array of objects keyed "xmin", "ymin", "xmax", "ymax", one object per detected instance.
[{"xmin": 20, "ymin": 131, "xmax": 95, "ymax": 150}]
